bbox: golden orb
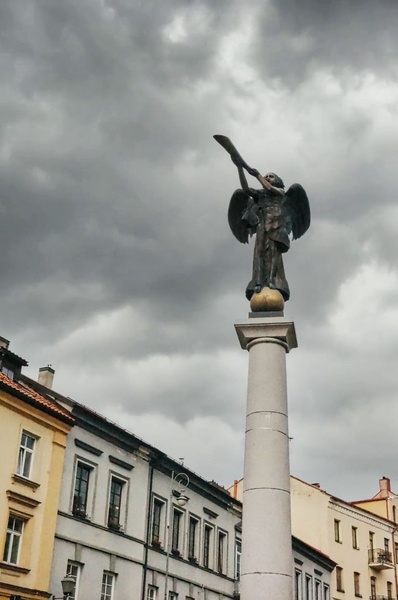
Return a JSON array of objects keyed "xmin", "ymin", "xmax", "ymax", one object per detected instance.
[{"xmin": 250, "ymin": 287, "xmax": 285, "ymax": 312}]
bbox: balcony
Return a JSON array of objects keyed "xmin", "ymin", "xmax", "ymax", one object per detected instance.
[
  {"xmin": 368, "ymin": 549, "xmax": 393, "ymax": 570},
  {"xmin": 369, "ymin": 596, "xmax": 390, "ymax": 600}
]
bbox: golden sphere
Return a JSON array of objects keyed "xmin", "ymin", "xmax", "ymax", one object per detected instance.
[{"xmin": 250, "ymin": 287, "xmax": 285, "ymax": 312}]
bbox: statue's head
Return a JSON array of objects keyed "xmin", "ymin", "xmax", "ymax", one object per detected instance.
[{"xmin": 264, "ymin": 172, "xmax": 284, "ymax": 189}]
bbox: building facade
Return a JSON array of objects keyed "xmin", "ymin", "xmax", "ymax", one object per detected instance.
[
  {"xmin": 41, "ymin": 395, "xmax": 243, "ymax": 600},
  {"xmin": 291, "ymin": 476, "xmax": 398, "ymax": 600},
  {"xmin": 0, "ymin": 339, "xmax": 74, "ymax": 600}
]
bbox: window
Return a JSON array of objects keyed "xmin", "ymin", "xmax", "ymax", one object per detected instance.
[
  {"xmin": 305, "ymin": 574, "xmax": 312, "ymax": 600},
  {"xmin": 147, "ymin": 585, "xmax": 157, "ymax": 600},
  {"xmin": 354, "ymin": 572, "xmax": 360, "ymax": 597},
  {"xmin": 171, "ymin": 509, "xmax": 182, "ymax": 554},
  {"xmin": 336, "ymin": 567, "xmax": 344, "ymax": 592},
  {"xmin": 322, "ymin": 584, "xmax": 330, "ymax": 600},
  {"xmin": 73, "ymin": 462, "xmax": 92, "ymax": 517},
  {"xmin": 384, "ymin": 537, "xmax": 390, "ymax": 553},
  {"xmin": 108, "ymin": 476, "xmax": 125, "ymax": 530},
  {"xmin": 370, "ymin": 576, "xmax": 376, "ymax": 600},
  {"xmin": 17, "ymin": 432, "xmax": 36, "ymax": 479},
  {"xmin": 295, "ymin": 570, "xmax": 303, "ymax": 600},
  {"xmin": 169, "ymin": 594, "xmax": 178, "ymax": 600},
  {"xmin": 352, "ymin": 526, "xmax": 358, "ymax": 549},
  {"xmin": 387, "ymin": 581, "xmax": 393, "ymax": 600},
  {"xmin": 3, "ymin": 516, "xmax": 24, "ymax": 564},
  {"xmin": 217, "ymin": 530, "xmax": 227, "ymax": 574},
  {"xmin": 314, "ymin": 580, "xmax": 321, "ymax": 600},
  {"xmin": 203, "ymin": 524, "xmax": 213, "ymax": 569},
  {"xmin": 66, "ymin": 561, "xmax": 81, "ymax": 600},
  {"xmin": 2, "ymin": 365, "xmax": 14, "ymax": 379},
  {"xmin": 369, "ymin": 531, "xmax": 374, "ymax": 551},
  {"xmin": 188, "ymin": 516, "xmax": 199, "ymax": 560},
  {"xmin": 393, "ymin": 506, "xmax": 397, "ymax": 523},
  {"xmin": 152, "ymin": 498, "xmax": 164, "ymax": 546},
  {"xmin": 235, "ymin": 539, "xmax": 241, "ymax": 580},
  {"xmin": 334, "ymin": 519, "xmax": 341, "ymax": 543},
  {"xmin": 101, "ymin": 572, "xmax": 115, "ymax": 600}
]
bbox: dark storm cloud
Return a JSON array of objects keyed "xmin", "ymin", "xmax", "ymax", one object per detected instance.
[
  {"xmin": 2, "ymin": 0, "xmax": 398, "ymax": 494},
  {"xmin": 252, "ymin": 0, "xmax": 398, "ymax": 87},
  {"xmin": 0, "ymin": 0, "xmax": 245, "ymax": 338}
]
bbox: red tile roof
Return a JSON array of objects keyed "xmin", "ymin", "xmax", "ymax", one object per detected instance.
[{"xmin": 0, "ymin": 372, "xmax": 74, "ymax": 424}]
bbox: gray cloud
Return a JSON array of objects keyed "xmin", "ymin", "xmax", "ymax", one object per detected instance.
[{"xmin": 1, "ymin": 0, "xmax": 398, "ymax": 496}]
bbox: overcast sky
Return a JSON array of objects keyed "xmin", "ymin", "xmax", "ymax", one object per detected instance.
[{"xmin": 2, "ymin": 0, "xmax": 398, "ymax": 502}]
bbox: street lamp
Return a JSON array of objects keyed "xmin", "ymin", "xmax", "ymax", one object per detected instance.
[
  {"xmin": 164, "ymin": 472, "xmax": 190, "ymax": 600},
  {"xmin": 52, "ymin": 574, "xmax": 76, "ymax": 599}
]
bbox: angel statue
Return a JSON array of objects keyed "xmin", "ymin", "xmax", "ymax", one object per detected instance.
[{"xmin": 214, "ymin": 135, "xmax": 310, "ymax": 312}]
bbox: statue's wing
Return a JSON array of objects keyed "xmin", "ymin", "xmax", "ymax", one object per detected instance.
[
  {"xmin": 283, "ymin": 183, "xmax": 311, "ymax": 240},
  {"xmin": 228, "ymin": 189, "xmax": 251, "ymax": 244}
]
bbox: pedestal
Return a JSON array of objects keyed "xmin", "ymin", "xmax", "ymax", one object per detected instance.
[{"xmin": 235, "ymin": 317, "xmax": 297, "ymax": 600}]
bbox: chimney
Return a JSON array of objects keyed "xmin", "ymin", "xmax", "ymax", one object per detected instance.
[
  {"xmin": 0, "ymin": 336, "xmax": 10, "ymax": 349},
  {"xmin": 38, "ymin": 365, "xmax": 55, "ymax": 389},
  {"xmin": 379, "ymin": 476, "xmax": 391, "ymax": 498}
]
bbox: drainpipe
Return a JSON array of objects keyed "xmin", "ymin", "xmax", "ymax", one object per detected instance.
[{"xmin": 141, "ymin": 460, "xmax": 155, "ymax": 600}]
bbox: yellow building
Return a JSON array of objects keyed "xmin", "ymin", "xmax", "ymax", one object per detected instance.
[
  {"xmin": 353, "ymin": 476, "xmax": 398, "ymax": 523},
  {"xmin": 0, "ymin": 338, "xmax": 74, "ymax": 600},
  {"xmin": 229, "ymin": 476, "xmax": 398, "ymax": 599}
]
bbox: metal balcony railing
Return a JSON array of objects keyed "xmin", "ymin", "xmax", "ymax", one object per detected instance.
[{"xmin": 368, "ymin": 549, "xmax": 393, "ymax": 569}]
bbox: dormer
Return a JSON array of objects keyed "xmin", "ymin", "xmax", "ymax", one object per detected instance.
[{"xmin": 0, "ymin": 336, "xmax": 28, "ymax": 381}]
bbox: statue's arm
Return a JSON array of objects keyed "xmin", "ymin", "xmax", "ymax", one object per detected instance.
[{"xmin": 237, "ymin": 165, "xmax": 249, "ymax": 191}]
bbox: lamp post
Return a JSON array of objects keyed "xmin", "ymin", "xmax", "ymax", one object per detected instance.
[
  {"xmin": 164, "ymin": 472, "xmax": 190, "ymax": 600},
  {"xmin": 52, "ymin": 574, "xmax": 76, "ymax": 599}
]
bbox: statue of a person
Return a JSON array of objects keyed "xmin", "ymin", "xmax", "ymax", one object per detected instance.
[{"xmin": 214, "ymin": 135, "xmax": 310, "ymax": 311}]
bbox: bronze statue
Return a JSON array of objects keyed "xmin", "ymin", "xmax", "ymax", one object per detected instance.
[{"xmin": 214, "ymin": 135, "xmax": 310, "ymax": 312}]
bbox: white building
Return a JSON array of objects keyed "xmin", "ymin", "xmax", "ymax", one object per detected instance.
[
  {"xmin": 21, "ymin": 369, "xmax": 336, "ymax": 600},
  {"xmin": 31, "ymin": 385, "xmax": 243, "ymax": 600}
]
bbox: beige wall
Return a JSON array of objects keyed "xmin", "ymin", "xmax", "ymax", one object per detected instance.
[
  {"xmin": 0, "ymin": 389, "xmax": 72, "ymax": 600},
  {"xmin": 230, "ymin": 476, "xmax": 398, "ymax": 599},
  {"xmin": 291, "ymin": 477, "xmax": 398, "ymax": 600}
]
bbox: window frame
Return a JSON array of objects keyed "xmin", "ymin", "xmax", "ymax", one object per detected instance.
[
  {"xmin": 188, "ymin": 514, "xmax": 200, "ymax": 560},
  {"xmin": 73, "ymin": 461, "xmax": 93, "ymax": 518},
  {"xmin": 147, "ymin": 585, "xmax": 157, "ymax": 600},
  {"xmin": 322, "ymin": 584, "xmax": 330, "ymax": 600},
  {"xmin": 152, "ymin": 497, "xmax": 166, "ymax": 547},
  {"xmin": 203, "ymin": 523, "xmax": 214, "ymax": 569},
  {"xmin": 352, "ymin": 526, "xmax": 359, "ymax": 549},
  {"xmin": 334, "ymin": 519, "xmax": 341, "ymax": 543},
  {"xmin": 101, "ymin": 571, "xmax": 115, "ymax": 600},
  {"xmin": 217, "ymin": 529, "xmax": 228, "ymax": 574},
  {"xmin": 354, "ymin": 572, "xmax": 360, "ymax": 597},
  {"xmin": 171, "ymin": 508, "xmax": 183, "ymax": 555},
  {"xmin": 370, "ymin": 575, "xmax": 376, "ymax": 600},
  {"xmin": 107, "ymin": 472, "xmax": 129, "ymax": 531},
  {"xmin": 2, "ymin": 515, "xmax": 24, "ymax": 565},
  {"xmin": 235, "ymin": 538, "xmax": 241, "ymax": 580},
  {"xmin": 66, "ymin": 560, "xmax": 81, "ymax": 600},
  {"xmin": 295, "ymin": 569, "xmax": 303, "ymax": 600},
  {"xmin": 314, "ymin": 580, "xmax": 321, "ymax": 600},
  {"xmin": 336, "ymin": 567, "xmax": 344, "ymax": 593},
  {"xmin": 305, "ymin": 574, "xmax": 312, "ymax": 600},
  {"xmin": 16, "ymin": 431, "xmax": 37, "ymax": 480}
]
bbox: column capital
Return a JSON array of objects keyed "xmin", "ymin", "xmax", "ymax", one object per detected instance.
[{"xmin": 234, "ymin": 317, "xmax": 297, "ymax": 352}]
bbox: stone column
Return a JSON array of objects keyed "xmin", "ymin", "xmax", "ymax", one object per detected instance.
[{"xmin": 235, "ymin": 317, "xmax": 297, "ymax": 600}]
